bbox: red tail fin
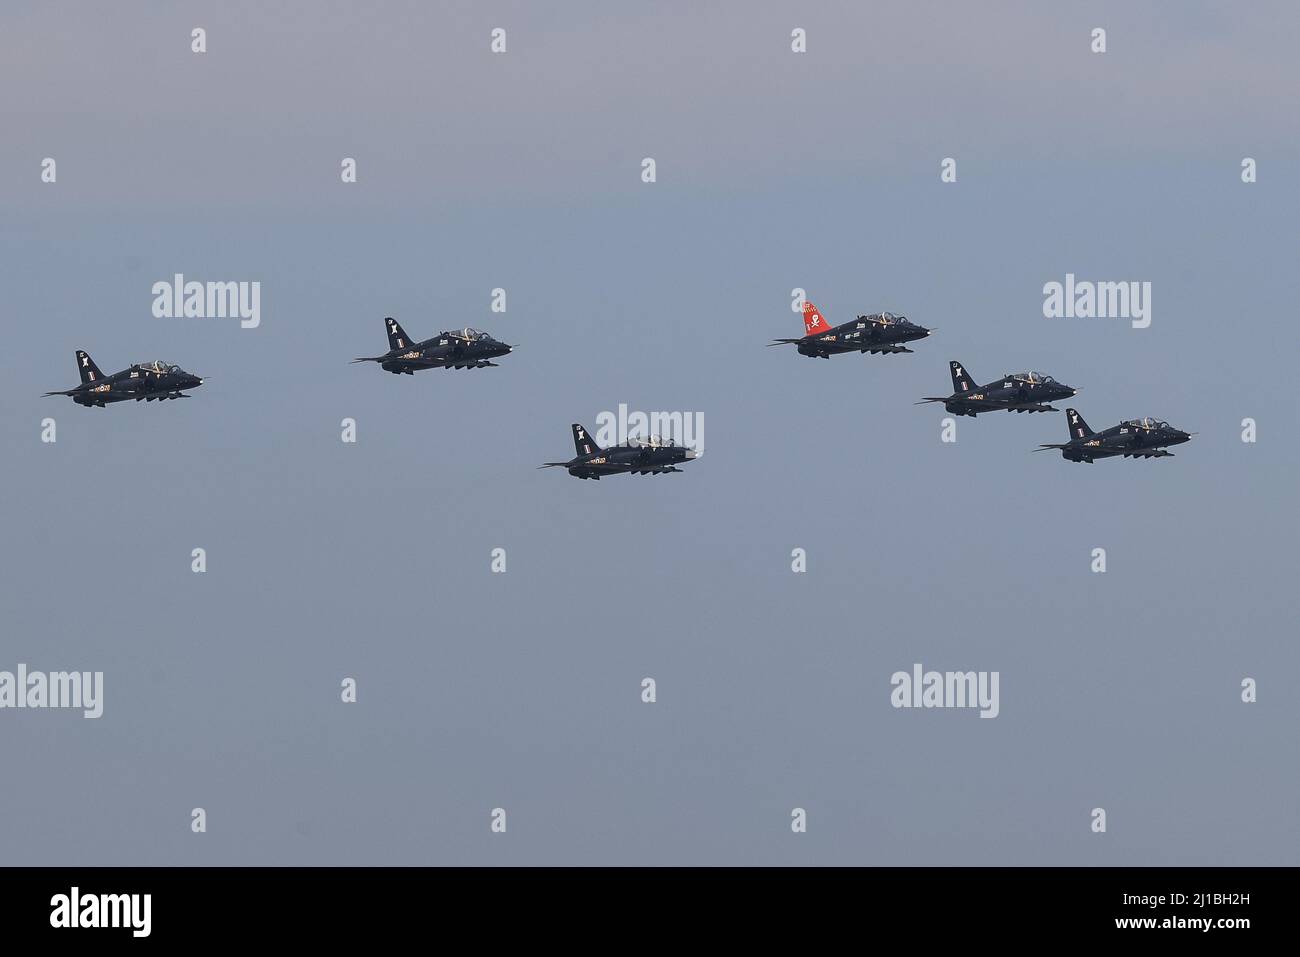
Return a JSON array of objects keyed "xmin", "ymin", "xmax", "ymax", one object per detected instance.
[{"xmin": 802, "ymin": 301, "xmax": 831, "ymax": 336}]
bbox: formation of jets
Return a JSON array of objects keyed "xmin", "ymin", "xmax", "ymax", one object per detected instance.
[
  {"xmin": 44, "ymin": 301, "xmax": 1193, "ymax": 469},
  {"xmin": 767, "ymin": 298, "xmax": 1191, "ymax": 464}
]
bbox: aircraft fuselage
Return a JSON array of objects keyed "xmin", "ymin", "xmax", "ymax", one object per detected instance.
[
  {"xmin": 795, "ymin": 317, "xmax": 931, "ymax": 358},
  {"xmin": 1058, "ymin": 423, "xmax": 1191, "ymax": 462},
  {"xmin": 378, "ymin": 334, "xmax": 512, "ymax": 373},
  {"xmin": 562, "ymin": 444, "xmax": 697, "ymax": 479}
]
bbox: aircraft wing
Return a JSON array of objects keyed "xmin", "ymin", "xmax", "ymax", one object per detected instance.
[
  {"xmin": 861, "ymin": 343, "xmax": 914, "ymax": 354},
  {"xmin": 933, "ymin": 396, "xmax": 1013, "ymax": 409},
  {"xmin": 1000, "ymin": 401, "xmax": 1060, "ymax": 413}
]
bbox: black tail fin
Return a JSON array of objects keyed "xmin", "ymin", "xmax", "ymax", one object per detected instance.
[
  {"xmin": 949, "ymin": 360, "xmax": 975, "ymax": 394},
  {"xmin": 76, "ymin": 350, "xmax": 104, "ymax": 384},
  {"xmin": 572, "ymin": 423, "xmax": 601, "ymax": 457},
  {"xmin": 1065, "ymin": 408, "xmax": 1092, "ymax": 439},
  {"xmin": 385, "ymin": 317, "xmax": 415, "ymax": 352}
]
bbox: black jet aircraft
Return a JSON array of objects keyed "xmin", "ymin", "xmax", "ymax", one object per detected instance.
[
  {"xmin": 769, "ymin": 300, "xmax": 931, "ymax": 358},
  {"xmin": 1036, "ymin": 409, "xmax": 1193, "ymax": 462},
  {"xmin": 353, "ymin": 317, "xmax": 513, "ymax": 373},
  {"xmin": 43, "ymin": 351, "xmax": 203, "ymax": 407},
  {"xmin": 917, "ymin": 361, "xmax": 1078, "ymax": 417},
  {"xmin": 539, "ymin": 425, "xmax": 698, "ymax": 480}
]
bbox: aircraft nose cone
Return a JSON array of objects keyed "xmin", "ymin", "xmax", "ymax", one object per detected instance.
[{"xmin": 685, "ymin": 448, "xmax": 699, "ymax": 459}]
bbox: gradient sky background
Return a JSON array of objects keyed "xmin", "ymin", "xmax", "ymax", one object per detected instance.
[{"xmin": 1, "ymin": 1, "xmax": 1296, "ymax": 865}]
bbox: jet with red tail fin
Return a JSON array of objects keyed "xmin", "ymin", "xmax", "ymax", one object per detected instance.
[{"xmin": 769, "ymin": 300, "xmax": 931, "ymax": 358}]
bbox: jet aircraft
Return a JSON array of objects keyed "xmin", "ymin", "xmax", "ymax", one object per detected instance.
[
  {"xmin": 1036, "ymin": 409, "xmax": 1193, "ymax": 462},
  {"xmin": 43, "ymin": 351, "xmax": 203, "ymax": 407},
  {"xmin": 917, "ymin": 361, "xmax": 1077, "ymax": 416},
  {"xmin": 539, "ymin": 424, "xmax": 698, "ymax": 480},
  {"xmin": 769, "ymin": 300, "xmax": 931, "ymax": 358},
  {"xmin": 353, "ymin": 317, "xmax": 512, "ymax": 373}
]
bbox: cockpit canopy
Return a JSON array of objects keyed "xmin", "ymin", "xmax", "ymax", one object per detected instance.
[
  {"xmin": 1125, "ymin": 417, "xmax": 1168, "ymax": 430},
  {"xmin": 138, "ymin": 360, "xmax": 180, "ymax": 374},
  {"xmin": 625, "ymin": 434, "xmax": 677, "ymax": 448},
  {"xmin": 1010, "ymin": 371, "xmax": 1055, "ymax": 384},
  {"xmin": 447, "ymin": 327, "xmax": 491, "ymax": 341}
]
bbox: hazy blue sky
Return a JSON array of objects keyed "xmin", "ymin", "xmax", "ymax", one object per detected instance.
[{"xmin": 1, "ymin": 1, "xmax": 1296, "ymax": 865}]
